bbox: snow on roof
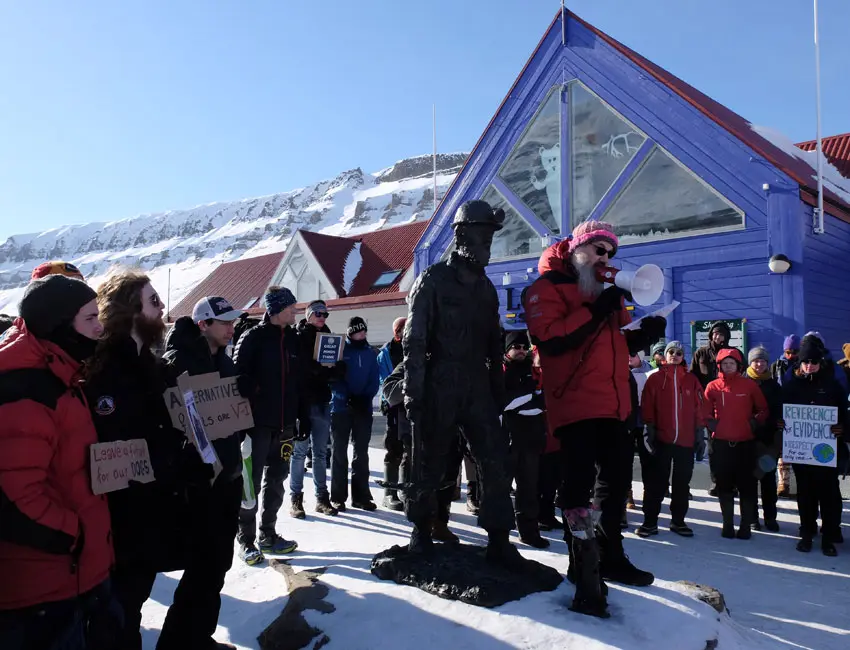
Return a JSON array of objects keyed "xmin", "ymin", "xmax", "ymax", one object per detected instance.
[{"xmin": 751, "ymin": 125, "xmax": 850, "ymax": 205}]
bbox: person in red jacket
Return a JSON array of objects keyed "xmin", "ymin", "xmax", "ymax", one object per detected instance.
[
  {"xmin": 636, "ymin": 341, "xmax": 707, "ymax": 538},
  {"xmin": 526, "ymin": 221, "xmax": 666, "ymax": 619},
  {"xmin": 705, "ymin": 347, "xmax": 768, "ymax": 539},
  {"xmin": 0, "ymin": 275, "xmax": 119, "ymax": 650}
]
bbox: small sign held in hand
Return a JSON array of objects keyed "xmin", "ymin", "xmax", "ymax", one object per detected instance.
[{"xmin": 90, "ymin": 439, "xmax": 156, "ymax": 495}]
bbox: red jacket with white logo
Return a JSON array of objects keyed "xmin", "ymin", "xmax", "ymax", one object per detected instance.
[
  {"xmin": 704, "ymin": 371, "xmax": 769, "ymax": 442},
  {"xmin": 525, "ymin": 255, "xmax": 633, "ymax": 431},
  {"xmin": 0, "ymin": 322, "xmax": 113, "ymax": 609},
  {"xmin": 641, "ymin": 364, "xmax": 706, "ymax": 448}
]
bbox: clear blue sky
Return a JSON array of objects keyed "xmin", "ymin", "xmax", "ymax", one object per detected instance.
[{"xmin": 0, "ymin": 0, "xmax": 847, "ymax": 236}]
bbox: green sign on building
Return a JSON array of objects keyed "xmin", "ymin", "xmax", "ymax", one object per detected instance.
[{"xmin": 690, "ymin": 318, "xmax": 748, "ymax": 356}]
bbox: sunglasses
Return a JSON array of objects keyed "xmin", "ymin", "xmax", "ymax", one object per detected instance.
[
  {"xmin": 594, "ymin": 245, "xmax": 614, "ymax": 259},
  {"xmin": 667, "ymin": 350, "xmax": 683, "ymax": 357},
  {"xmin": 509, "ymin": 343, "xmax": 529, "ymax": 350},
  {"xmin": 313, "ymin": 312, "xmax": 330, "ymax": 318},
  {"xmin": 800, "ymin": 359, "xmax": 821, "ymax": 365}
]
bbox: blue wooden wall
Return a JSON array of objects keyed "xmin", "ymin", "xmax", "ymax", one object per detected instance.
[
  {"xmin": 802, "ymin": 208, "xmax": 850, "ymax": 360},
  {"xmin": 418, "ymin": 12, "xmax": 817, "ymax": 362}
]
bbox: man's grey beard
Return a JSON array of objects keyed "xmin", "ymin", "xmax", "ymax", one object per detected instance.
[{"xmin": 573, "ymin": 253, "xmax": 604, "ymax": 298}]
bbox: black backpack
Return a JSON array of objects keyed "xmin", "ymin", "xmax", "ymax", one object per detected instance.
[{"xmin": 232, "ymin": 314, "xmax": 261, "ymax": 349}]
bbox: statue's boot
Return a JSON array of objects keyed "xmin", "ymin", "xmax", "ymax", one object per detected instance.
[
  {"xmin": 408, "ymin": 521, "xmax": 434, "ymax": 555},
  {"xmin": 484, "ymin": 530, "xmax": 526, "ymax": 569}
]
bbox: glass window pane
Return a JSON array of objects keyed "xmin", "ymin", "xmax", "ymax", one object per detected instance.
[
  {"xmin": 289, "ymin": 250, "xmax": 306, "ymax": 277},
  {"xmin": 297, "ymin": 269, "xmax": 316, "ymax": 301},
  {"xmin": 570, "ymin": 82, "xmax": 646, "ymax": 225},
  {"xmin": 482, "ymin": 186, "xmax": 544, "ymax": 261},
  {"xmin": 281, "ymin": 266, "xmax": 298, "ymax": 290},
  {"xmin": 498, "ymin": 88, "xmax": 561, "ymax": 233},
  {"xmin": 602, "ymin": 146, "xmax": 744, "ymax": 244}
]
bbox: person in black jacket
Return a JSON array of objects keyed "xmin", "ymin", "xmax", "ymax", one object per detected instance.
[
  {"xmin": 233, "ymin": 286, "xmax": 300, "ymax": 566},
  {"xmin": 85, "ymin": 270, "xmax": 219, "ymax": 650},
  {"xmin": 158, "ymin": 297, "xmax": 246, "ymax": 650},
  {"xmin": 745, "ymin": 346, "xmax": 782, "ymax": 532},
  {"xmin": 290, "ymin": 301, "xmax": 344, "ymax": 518},
  {"xmin": 778, "ymin": 337, "xmax": 848, "ymax": 556},
  {"xmin": 502, "ymin": 330, "xmax": 549, "ymax": 548}
]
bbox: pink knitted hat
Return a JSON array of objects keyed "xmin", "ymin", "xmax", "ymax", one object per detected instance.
[{"xmin": 568, "ymin": 220, "xmax": 618, "ymax": 255}]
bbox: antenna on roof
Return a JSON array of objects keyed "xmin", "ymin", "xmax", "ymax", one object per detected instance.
[
  {"xmin": 813, "ymin": 0, "xmax": 825, "ymax": 235},
  {"xmin": 166, "ymin": 267, "xmax": 171, "ymax": 323},
  {"xmin": 433, "ymin": 104, "xmax": 438, "ymax": 215},
  {"xmin": 561, "ymin": 0, "xmax": 566, "ymax": 46}
]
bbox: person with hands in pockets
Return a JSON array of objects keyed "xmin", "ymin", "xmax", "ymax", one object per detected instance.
[
  {"xmin": 704, "ymin": 347, "xmax": 768, "ymax": 541},
  {"xmin": 330, "ymin": 316, "xmax": 380, "ymax": 511},
  {"xmin": 636, "ymin": 340, "xmax": 707, "ymax": 539}
]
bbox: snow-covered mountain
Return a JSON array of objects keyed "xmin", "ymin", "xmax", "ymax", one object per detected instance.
[{"xmin": 0, "ymin": 153, "xmax": 467, "ymax": 314}]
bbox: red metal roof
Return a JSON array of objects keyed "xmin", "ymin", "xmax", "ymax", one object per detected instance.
[
  {"xmin": 796, "ymin": 133, "xmax": 850, "ymax": 180},
  {"xmin": 299, "ymin": 220, "xmax": 428, "ymax": 298},
  {"xmin": 244, "ymin": 290, "xmax": 409, "ymax": 317},
  {"xmin": 168, "ymin": 251, "xmax": 284, "ymax": 321},
  {"xmin": 567, "ymin": 11, "xmax": 850, "ymax": 220}
]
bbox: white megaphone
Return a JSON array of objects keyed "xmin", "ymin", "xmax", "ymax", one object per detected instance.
[{"xmin": 596, "ymin": 264, "xmax": 664, "ymax": 307}]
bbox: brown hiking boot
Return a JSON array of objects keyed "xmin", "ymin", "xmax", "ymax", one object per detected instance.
[
  {"xmin": 315, "ymin": 497, "xmax": 338, "ymax": 516},
  {"xmin": 290, "ymin": 493, "xmax": 306, "ymax": 519}
]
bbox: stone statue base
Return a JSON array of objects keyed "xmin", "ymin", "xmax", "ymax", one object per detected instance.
[{"xmin": 371, "ymin": 543, "xmax": 563, "ymax": 608}]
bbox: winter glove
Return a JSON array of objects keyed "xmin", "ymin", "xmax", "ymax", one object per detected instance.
[
  {"xmin": 294, "ymin": 421, "xmax": 309, "ymax": 442},
  {"xmin": 588, "ymin": 286, "xmax": 626, "ymax": 319},
  {"xmin": 638, "ymin": 316, "xmax": 667, "ymax": 343},
  {"xmin": 642, "ymin": 423, "xmax": 657, "ymax": 455},
  {"xmin": 776, "ymin": 419, "xmax": 786, "ymax": 433},
  {"xmin": 348, "ymin": 394, "xmax": 373, "ymax": 414},
  {"xmin": 179, "ymin": 442, "xmax": 215, "ymax": 486},
  {"xmin": 694, "ymin": 427, "xmax": 708, "ymax": 462},
  {"xmin": 830, "ymin": 424, "xmax": 844, "ymax": 437}
]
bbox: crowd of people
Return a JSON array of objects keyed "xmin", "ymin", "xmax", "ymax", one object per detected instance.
[{"xmin": 1, "ymin": 213, "xmax": 848, "ymax": 644}]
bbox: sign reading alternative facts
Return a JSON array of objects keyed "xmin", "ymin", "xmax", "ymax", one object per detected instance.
[
  {"xmin": 314, "ymin": 333, "xmax": 345, "ymax": 365},
  {"xmin": 90, "ymin": 439, "xmax": 155, "ymax": 495},
  {"xmin": 164, "ymin": 372, "xmax": 254, "ymax": 441},
  {"xmin": 781, "ymin": 403, "xmax": 839, "ymax": 467}
]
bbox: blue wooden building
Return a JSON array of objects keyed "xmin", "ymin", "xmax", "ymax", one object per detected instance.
[{"xmin": 414, "ymin": 9, "xmax": 850, "ymax": 361}]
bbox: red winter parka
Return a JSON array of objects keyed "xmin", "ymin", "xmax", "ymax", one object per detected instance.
[
  {"xmin": 0, "ymin": 321, "xmax": 113, "ymax": 609},
  {"xmin": 641, "ymin": 364, "xmax": 706, "ymax": 448},
  {"xmin": 526, "ymin": 256, "xmax": 633, "ymax": 431},
  {"xmin": 705, "ymin": 363, "xmax": 768, "ymax": 443}
]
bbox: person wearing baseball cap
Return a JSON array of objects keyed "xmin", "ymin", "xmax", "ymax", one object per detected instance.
[
  {"xmin": 31, "ymin": 260, "xmax": 85, "ymax": 282},
  {"xmin": 158, "ymin": 295, "xmax": 246, "ymax": 648}
]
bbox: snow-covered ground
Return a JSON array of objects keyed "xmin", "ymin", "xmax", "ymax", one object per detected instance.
[{"xmin": 141, "ymin": 448, "xmax": 850, "ymax": 650}]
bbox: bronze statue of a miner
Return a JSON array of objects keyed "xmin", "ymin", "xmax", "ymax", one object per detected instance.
[{"xmin": 402, "ymin": 199, "xmax": 522, "ymax": 566}]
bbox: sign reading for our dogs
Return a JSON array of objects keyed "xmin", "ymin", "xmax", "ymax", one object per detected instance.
[
  {"xmin": 163, "ymin": 372, "xmax": 254, "ymax": 441},
  {"xmin": 781, "ymin": 403, "xmax": 838, "ymax": 468},
  {"xmin": 90, "ymin": 439, "xmax": 155, "ymax": 495}
]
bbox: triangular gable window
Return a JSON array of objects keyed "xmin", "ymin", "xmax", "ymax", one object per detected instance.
[
  {"xmin": 482, "ymin": 186, "xmax": 544, "ymax": 261},
  {"xmin": 601, "ymin": 146, "xmax": 744, "ymax": 243},
  {"xmin": 569, "ymin": 82, "xmax": 646, "ymax": 224},
  {"xmin": 498, "ymin": 88, "xmax": 561, "ymax": 233}
]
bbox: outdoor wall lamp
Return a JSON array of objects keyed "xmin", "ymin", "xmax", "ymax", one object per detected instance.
[{"xmin": 768, "ymin": 254, "xmax": 792, "ymax": 274}]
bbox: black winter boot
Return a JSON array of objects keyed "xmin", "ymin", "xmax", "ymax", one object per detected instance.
[
  {"xmin": 466, "ymin": 481, "xmax": 481, "ymax": 515},
  {"xmin": 564, "ymin": 516, "xmax": 609, "ymax": 618},
  {"xmin": 382, "ymin": 463, "xmax": 404, "ymax": 511},
  {"xmin": 719, "ymin": 495, "xmax": 735, "ymax": 539},
  {"xmin": 737, "ymin": 498, "xmax": 755, "ymax": 540},
  {"xmin": 599, "ymin": 538, "xmax": 654, "ymax": 587},
  {"xmin": 565, "ymin": 527, "xmax": 608, "ymax": 596}
]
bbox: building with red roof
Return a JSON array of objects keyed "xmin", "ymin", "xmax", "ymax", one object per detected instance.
[
  {"xmin": 416, "ymin": 8, "xmax": 850, "ymax": 359},
  {"xmin": 170, "ymin": 220, "xmax": 427, "ymax": 343}
]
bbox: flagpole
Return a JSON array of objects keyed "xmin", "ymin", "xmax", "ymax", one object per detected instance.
[
  {"xmin": 433, "ymin": 104, "xmax": 438, "ymax": 214},
  {"xmin": 813, "ymin": 0, "xmax": 825, "ymax": 234}
]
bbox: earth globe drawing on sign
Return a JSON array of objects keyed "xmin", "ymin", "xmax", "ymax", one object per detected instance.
[{"xmin": 812, "ymin": 443, "xmax": 835, "ymax": 464}]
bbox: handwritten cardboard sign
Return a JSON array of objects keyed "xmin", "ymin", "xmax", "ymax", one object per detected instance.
[
  {"xmin": 90, "ymin": 439, "xmax": 155, "ymax": 495},
  {"xmin": 164, "ymin": 372, "xmax": 254, "ymax": 441},
  {"xmin": 314, "ymin": 333, "xmax": 345, "ymax": 366},
  {"xmin": 781, "ymin": 403, "xmax": 838, "ymax": 467}
]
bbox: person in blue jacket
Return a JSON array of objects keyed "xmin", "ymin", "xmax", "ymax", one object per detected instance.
[
  {"xmin": 377, "ymin": 317, "xmax": 407, "ymax": 510},
  {"xmin": 330, "ymin": 316, "xmax": 380, "ymax": 511}
]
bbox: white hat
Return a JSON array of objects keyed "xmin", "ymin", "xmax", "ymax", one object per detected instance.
[{"xmin": 192, "ymin": 296, "xmax": 244, "ymax": 322}]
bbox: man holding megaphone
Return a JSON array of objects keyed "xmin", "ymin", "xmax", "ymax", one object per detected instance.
[{"xmin": 526, "ymin": 220, "xmax": 666, "ymax": 619}]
